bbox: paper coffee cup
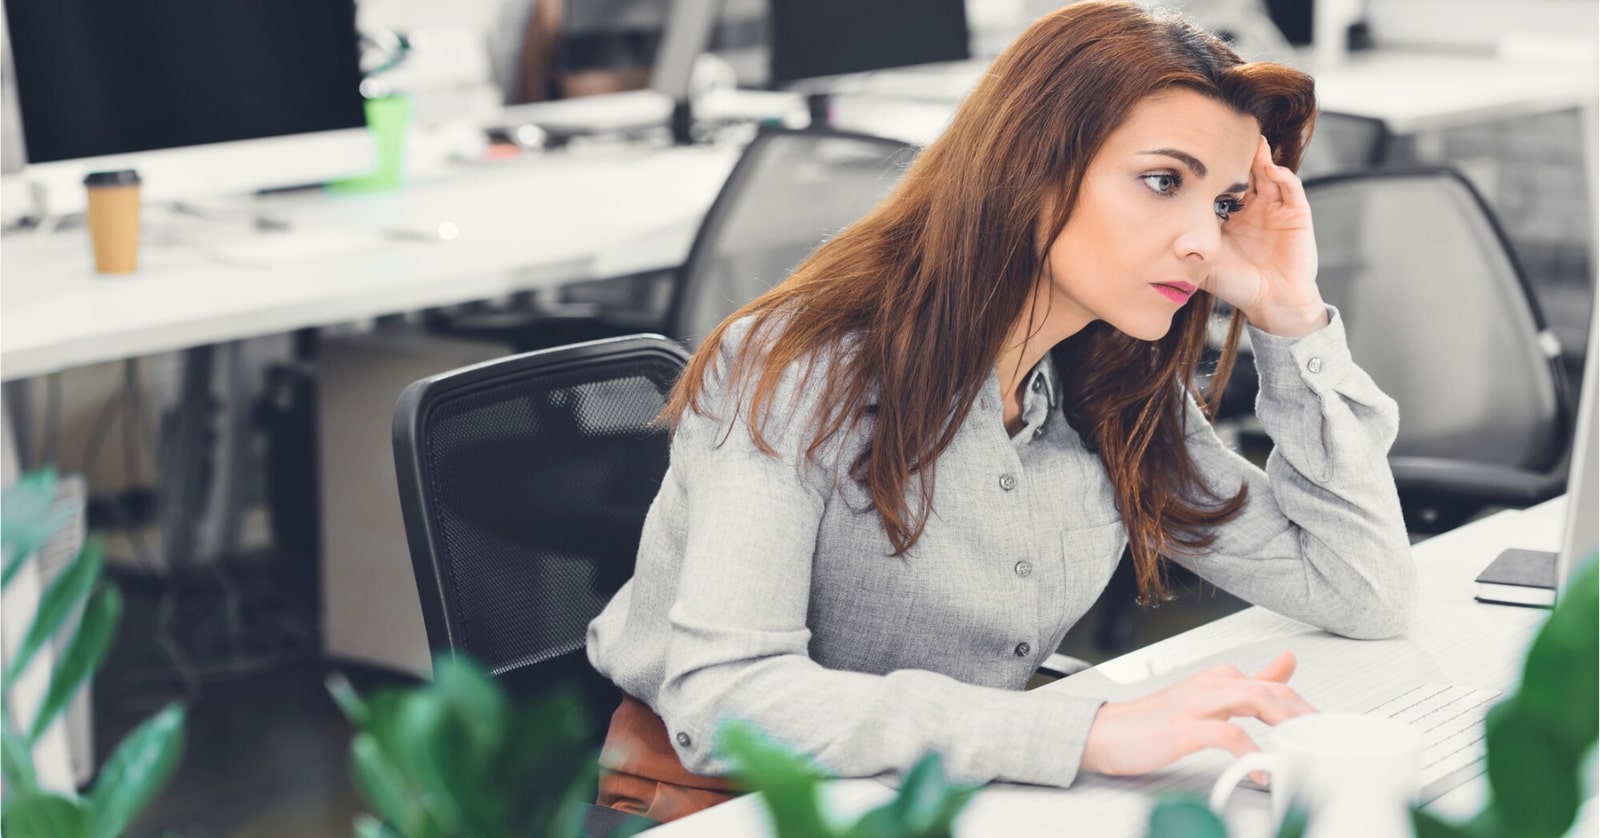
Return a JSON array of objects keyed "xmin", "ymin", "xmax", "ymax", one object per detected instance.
[{"xmin": 83, "ymin": 169, "xmax": 142, "ymax": 274}]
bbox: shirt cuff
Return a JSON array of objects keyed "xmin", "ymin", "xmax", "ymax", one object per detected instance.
[
  {"xmin": 999, "ymin": 690, "xmax": 1105, "ymax": 787},
  {"xmin": 1248, "ymin": 305, "xmax": 1353, "ymax": 393}
]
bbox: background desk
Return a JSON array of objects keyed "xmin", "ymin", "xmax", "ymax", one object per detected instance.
[
  {"xmin": 650, "ymin": 497, "xmax": 1596, "ymax": 837},
  {"xmin": 0, "ymin": 143, "xmax": 740, "ymax": 382},
  {"xmin": 1, "ymin": 141, "xmax": 740, "ymax": 670}
]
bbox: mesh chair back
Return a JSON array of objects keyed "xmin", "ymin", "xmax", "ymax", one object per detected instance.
[
  {"xmin": 1305, "ymin": 169, "xmax": 1569, "ymax": 471},
  {"xmin": 666, "ymin": 127, "xmax": 915, "ymax": 346},
  {"xmin": 393, "ymin": 335, "xmax": 688, "ymax": 702}
]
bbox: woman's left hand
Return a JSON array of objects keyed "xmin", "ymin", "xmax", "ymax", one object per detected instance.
[{"xmin": 1205, "ymin": 136, "xmax": 1328, "ymax": 339}]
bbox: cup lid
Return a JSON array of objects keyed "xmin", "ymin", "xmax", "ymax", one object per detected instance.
[{"xmin": 83, "ymin": 169, "xmax": 141, "ymax": 187}]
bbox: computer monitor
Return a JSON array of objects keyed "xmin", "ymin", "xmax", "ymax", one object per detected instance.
[
  {"xmin": 1, "ymin": 9, "xmax": 24, "ymax": 177},
  {"xmin": 497, "ymin": 0, "xmax": 719, "ymax": 140},
  {"xmin": 1557, "ymin": 318, "xmax": 1598, "ymax": 597},
  {"xmin": 2, "ymin": 0, "xmax": 372, "ymax": 215},
  {"xmin": 767, "ymin": 0, "xmax": 970, "ymax": 87}
]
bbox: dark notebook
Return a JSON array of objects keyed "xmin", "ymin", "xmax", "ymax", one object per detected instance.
[{"xmin": 1474, "ymin": 548, "xmax": 1557, "ymax": 607}]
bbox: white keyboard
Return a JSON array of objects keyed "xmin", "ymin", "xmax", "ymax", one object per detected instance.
[{"xmin": 1369, "ymin": 683, "xmax": 1503, "ymax": 801}]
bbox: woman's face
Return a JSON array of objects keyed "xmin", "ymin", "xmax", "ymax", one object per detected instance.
[{"xmin": 1042, "ymin": 89, "xmax": 1261, "ymax": 342}]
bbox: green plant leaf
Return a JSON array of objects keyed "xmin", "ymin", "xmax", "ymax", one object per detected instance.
[
  {"xmin": 28, "ymin": 585, "xmax": 123, "ymax": 743},
  {"xmin": 717, "ymin": 721, "xmax": 831, "ymax": 838},
  {"xmin": 849, "ymin": 752, "xmax": 975, "ymax": 838},
  {"xmin": 1273, "ymin": 804, "xmax": 1309, "ymax": 838},
  {"xmin": 430, "ymin": 657, "xmax": 510, "ymax": 762},
  {"xmin": 1, "ymin": 470, "xmax": 65, "ymax": 589},
  {"xmin": 354, "ymin": 813, "xmax": 404, "ymax": 838},
  {"xmin": 498, "ymin": 689, "xmax": 596, "ymax": 838},
  {"xmin": 1145, "ymin": 795, "xmax": 1227, "ymax": 838},
  {"xmin": 1515, "ymin": 555, "xmax": 1599, "ymax": 749},
  {"xmin": 1, "ymin": 791, "xmax": 92, "ymax": 838},
  {"xmin": 1481, "ymin": 700, "xmax": 1583, "ymax": 838},
  {"xmin": 3, "ymin": 540, "xmax": 104, "ymax": 686},
  {"xmin": 88, "ymin": 702, "xmax": 186, "ymax": 838},
  {"xmin": 3, "ymin": 726, "xmax": 39, "ymax": 793},
  {"xmin": 1411, "ymin": 807, "xmax": 1475, "ymax": 838},
  {"xmin": 349, "ymin": 733, "xmax": 414, "ymax": 833},
  {"xmin": 327, "ymin": 671, "xmax": 369, "ymax": 726},
  {"xmin": 416, "ymin": 657, "xmax": 513, "ymax": 836}
]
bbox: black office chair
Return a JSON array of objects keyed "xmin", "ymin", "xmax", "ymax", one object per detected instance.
[
  {"xmin": 1304, "ymin": 167, "xmax": 1575, "ymax": 532},
  {"xmin": 392, "ymin": 334, "xmax": 688, "ymax": 835},
  {"xmin": 662, "ymin": 126, "xmax": 915, "ymax": 346}
]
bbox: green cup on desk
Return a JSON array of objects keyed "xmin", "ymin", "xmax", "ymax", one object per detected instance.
[{"xmin": 327, "ymin": 94, "xmax": 413, "ymax": 194}]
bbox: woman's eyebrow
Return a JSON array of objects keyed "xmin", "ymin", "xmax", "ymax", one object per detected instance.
[{"xmin": 1139, "ymin": 148, "xmax": 1248, "ymax": 192}]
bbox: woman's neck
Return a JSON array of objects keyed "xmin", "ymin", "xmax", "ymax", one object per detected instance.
[{"xmin": 995, "ymin": 280, "xmax": 1094, "ymax": 409}]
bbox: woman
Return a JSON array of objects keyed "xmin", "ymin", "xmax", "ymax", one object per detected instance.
[{"xmin": 587, "ymin": 0, "xmax": 1417, "ymax": 821}]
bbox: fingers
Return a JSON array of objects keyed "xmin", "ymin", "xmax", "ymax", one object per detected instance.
[
  {"xmin": 1193, "ymin": 720, "xmax": 1260, "ymax": 761},
  {"xmin": 1252, "ymin": 137, "xmax": 1309, "ymax": 214},
  {"xmin": 1250, "ymin": 136, "xmax": 1283, "ymax": 206},
  {"xmin": 1192, "ymin": 651, "xmax": 1318, "ymax": 723},
  {"xmin": 1253, "ymin": 649, "xmax": 1297, "ymax": 683}
]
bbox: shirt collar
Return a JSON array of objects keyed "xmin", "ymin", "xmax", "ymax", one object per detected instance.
[{"xmin": 1025, "ymin": 351, "xmax": 1060, "ymax": 411}]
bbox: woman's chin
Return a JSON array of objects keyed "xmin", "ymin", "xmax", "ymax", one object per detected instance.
[{"xmin": 1110, "ymin": 314, "xmax": 1177, "ymax": 343}]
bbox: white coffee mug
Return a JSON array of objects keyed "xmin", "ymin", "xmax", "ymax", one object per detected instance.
[{"xmin": 1209, "ymin": 714, "xmax": 1423, "ymax": 838}]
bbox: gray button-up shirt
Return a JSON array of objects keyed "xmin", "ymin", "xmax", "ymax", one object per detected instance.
[{"xmin": 587, "ymin": 308, "xmax": 1416, "ymax": 788}]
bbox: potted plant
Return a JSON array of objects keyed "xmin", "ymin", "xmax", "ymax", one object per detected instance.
[
  {"xmin": 328, "ymin": 656, "xmax": 651, "ymax": 838},
  {"xmin": 1, "ymin": 470, "xmax": 187, "ymax": 837},
  {"xmin": 716, "ymin": 721, "xmax": 979, "ymax": 838}
]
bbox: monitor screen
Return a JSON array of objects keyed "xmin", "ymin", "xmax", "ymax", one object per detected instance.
[
  {"xmin": 1558, "ymin": 318, "xmax": 1598, "ymax": 594},
  {"xmin": 767, "ymin": 0, "xmax": 969, "ymax": 86},
  {"xmin": 4, "ymin": 0, "xmax": 366, "ymax": 165}
]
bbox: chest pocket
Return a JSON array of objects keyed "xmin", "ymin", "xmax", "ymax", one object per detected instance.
[{"xmin": 1038, "ymin": 520, "xmax": 1128, "ymax": 640}]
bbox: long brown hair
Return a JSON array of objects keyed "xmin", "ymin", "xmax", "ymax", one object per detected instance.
[{"xmin": 666, "ymin": 1, "xmax": 1318, "ymax": 603}]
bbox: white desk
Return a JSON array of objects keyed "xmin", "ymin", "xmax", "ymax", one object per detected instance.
[
  {"xmin": 828, "ymin": 48, "xmax": 1597, "ymax": 150},
  {"xmin": 650, "ymin": 497, "xmax": 1596, "ymax": 836},
  {"xmin": 0, "ymin": 142, "xmax": 740, "ymax": 382}
]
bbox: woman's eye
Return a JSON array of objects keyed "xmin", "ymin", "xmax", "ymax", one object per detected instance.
[
  {"xmin": 1215, "ymin": 197, "xmax": 1244, "ymax": 221},
  {"xmin": 1140, "ymin": 173, "xmax": 1180, "ymax": 194}
]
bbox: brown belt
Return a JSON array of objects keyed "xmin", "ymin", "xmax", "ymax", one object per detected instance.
[{"xmin": 596, "ymin": 694, "xmax": 740, "ymax": 823}]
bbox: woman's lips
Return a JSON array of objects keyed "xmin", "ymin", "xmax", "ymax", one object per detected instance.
[{"xmin": 1151, "ymin": 281, "xmax": 1197, "ymax": 304}]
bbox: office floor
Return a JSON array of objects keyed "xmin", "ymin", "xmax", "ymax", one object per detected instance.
[{"xmin": 93, "ymin": 554, "xmax": 1247, "ymax": 838}]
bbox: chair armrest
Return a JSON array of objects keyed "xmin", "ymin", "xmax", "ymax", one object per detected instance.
[{"xmin": 1390, "ymin": 456, "xmax": 1568, "ymax": 507}]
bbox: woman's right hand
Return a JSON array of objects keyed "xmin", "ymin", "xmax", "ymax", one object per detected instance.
[{"xmin": 1080, "ymin": 650, "xmax": 1315, "ymax": 778}]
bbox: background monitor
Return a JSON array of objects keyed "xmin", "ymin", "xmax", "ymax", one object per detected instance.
[
  {"xmin": 2, "ymin": 0, "xmax": 372, "ymax": 214},
  {"xmin": 1557, "ymin": 313, "xmax": 1598, "ymax": 595},
  {"xmin": 766, "ymin": 0, "xmax": 969, "ymax": 86}
]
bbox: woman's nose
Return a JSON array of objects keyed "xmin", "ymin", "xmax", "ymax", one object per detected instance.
[{"xmin": 1172, "ymin": 205, "xmax": 1222, "ymax": 262}]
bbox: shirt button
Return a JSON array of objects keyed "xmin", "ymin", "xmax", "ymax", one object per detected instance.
[
  {"xmin": 1014, "ymin": 642, "xmax": 1032, "ymax": 657},
  {"xmin": 1014, "ymin": 560, "xmax": 1032, "ymax": 577},
  {"xmin": 1032, "ymin": 426, "xmax": 1045, "ymax": 440},
  {"xmin": 998, "ymin": 473, "xmax": 1017, "ymax": 491},
  {"xmin": 675, "ymin": 732, "xmax": 692, "ymax": 748},
  {"xmin": 1307, "ymin": 357, "xmax": 1323, "ymax": 374}
]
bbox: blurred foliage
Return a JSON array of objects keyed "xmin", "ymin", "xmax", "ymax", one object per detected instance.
[
  {"xmin": 1, "ymin": 469, "xmax": 187, "ymax": 838},
  {"xmin": 1413, "ymin": 553, "xmax": 1598, "ymax": 838},
  {"xmin": 717, "ymin": 720, "xmax": 979, "ymax": 837},
  {"xmin": 329, "ymin": 655, "xmax": 648, "ymax": 838}
]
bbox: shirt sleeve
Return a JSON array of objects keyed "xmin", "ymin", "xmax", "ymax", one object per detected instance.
[
  {"xmin": 1171, "ymin": 306, "xmax": 1418, "ymax": 640},
  {"xmin": 656, "ymin": 333, "xmax": 1106, "ymax": 788}
]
